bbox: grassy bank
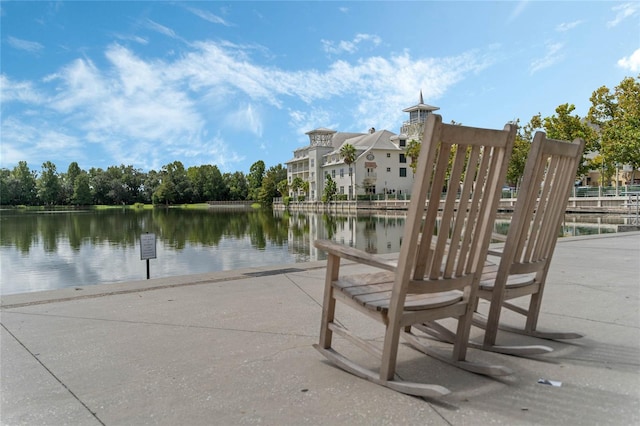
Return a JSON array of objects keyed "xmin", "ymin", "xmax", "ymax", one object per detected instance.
[{"xmin": 4, "ymin": 202, "xmax": 262, "ymax": 211}]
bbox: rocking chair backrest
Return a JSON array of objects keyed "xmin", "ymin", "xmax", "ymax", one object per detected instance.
[
  {"xmin": 391, "ymin": 114, "xmax": 517, "ymax": 309},
  {"xmin": 503, "ymin": 132, "xmax": 585, "ymax": 274}
]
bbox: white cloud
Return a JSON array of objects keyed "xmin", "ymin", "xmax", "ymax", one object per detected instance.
[
  {"xmin": 2, "ymin": 34, "xmax": 494, "ymax": 172},
  {"xmin": 113, "ymin": 33, "xmax": 149, "ymax": 45},
  {"xmin": 144, "ymin": 18, "xmax": 178, "ymax": 38},
  {"xmin": 124, "ymin": 41, "xmax": 489, "ymax": 145},
  {"xmin": 7, "ymin": 36, "xmax": 44, "ymax": 53},
  {"xmin": 530, "ymin": 42, "xmax": 564, "ymax": 74},
  {"xmin": 37, "ymin": 44, "xmax": 208, "ymax": 169},
  {"xmin": 186, "ymin": 6, "xmax": 232, "ymax": 26},
  {"xmin": 617, "ymin": 48, "xmax": 640, "ymax": 72},
  {"xmin": 224, "ymin": 104, "xmax": 263, "ymax": 137},
  {"xmin": 48, "ymin": 58, "xmax": 109, "ymax": 113},
  {"xmin": 0, "ymin": 117, "xmax": 84, "ymax": 168},
  {"xmin": 0, "ymin": 74, "xmax": 43, "ymax": 104},
  {"xmin": 556, "ymin": 20, "xmax": 583, "ymax": 32},
  {"xmin": 607, "ymin": 3, "xmax": 639, "ymax": 28},
  {"xmin": 321, "ymin": 33, "xmax": 382, "ymax": 55},
  {"xmin": 289, "ymin": 107, "xmax": 335, "ymax": 140}
]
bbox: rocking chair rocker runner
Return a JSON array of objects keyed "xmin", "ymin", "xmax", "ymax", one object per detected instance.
[
  {"xmin": 313, "ymin": 114, "xmax": 517, "ymax": 397},
  {"xmin": 418, "ymin": 131, "xmax": 586, "ymax": 356}
]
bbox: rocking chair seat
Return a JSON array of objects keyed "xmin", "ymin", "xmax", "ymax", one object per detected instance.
[
  {"xmin": 336, "ymin": 274, "xmax": 463, "ymax": 312},
  {"xmin": 479, "ymin": 272, "xmax": 535, "ymax": 290}
]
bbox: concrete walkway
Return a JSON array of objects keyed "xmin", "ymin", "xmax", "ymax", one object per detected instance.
[{"xmin": 2, "ymin": 232, "xmax": 639, "ymax": 425}]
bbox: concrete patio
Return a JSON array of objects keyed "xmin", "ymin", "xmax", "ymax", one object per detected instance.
[{"xmin": 2, "ymin": 232, "xmax": 639, "ymax": 425}]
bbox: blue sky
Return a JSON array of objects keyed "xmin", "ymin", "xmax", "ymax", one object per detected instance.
[{"xmin": 1, "ymin": 1, "xmax": 639, "ymax": 175}]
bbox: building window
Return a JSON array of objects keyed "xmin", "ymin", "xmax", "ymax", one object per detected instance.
[
  {"xmin": 340, "ymin": 168, "xmax": 344, "ymax": 177},
  {"xmin": 399, "ymin": 167, "xmax": 407, "ymax": 177},
  {"xmin": 332, "ymin": 169, "xmax": 336, "ymax": 178},
  {"xmin": 399, "ymin": 139, "xmax": 406, "ymax": 147},
  {"xmin": 349, "ymin": 167, "xmax": 352, "ymax": 176},
  {"xmin": 310, "ymin": 159, "xmax": 314, "ymax": 166},
  {"xmin": 386, "ymin": 167, "xmax": 391, "ymax": 172},
  {"xmin": 387, "ymin": 153, "xmax": 391, "ymax": 158},
  {"xmin": 399, "ymin": 153, "xmax": 406, "ymax": 163},
  {"xmin": 339, "ymin": 186, "xmax": 344, "ymax": 194}
]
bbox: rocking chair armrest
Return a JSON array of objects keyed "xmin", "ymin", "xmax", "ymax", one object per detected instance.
[{"xmin": 314, "ymin": 239, "xmax": 397, "ymax": 272}]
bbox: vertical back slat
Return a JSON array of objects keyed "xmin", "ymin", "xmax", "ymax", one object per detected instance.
[{"xmin": 454, "ymin": 145, "xmax": 482, "ymax": 277}]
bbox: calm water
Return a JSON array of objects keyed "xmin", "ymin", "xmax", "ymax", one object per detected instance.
[{"xmin": 0, "ymin": 208, "xmax": 621, "ymax": 295}]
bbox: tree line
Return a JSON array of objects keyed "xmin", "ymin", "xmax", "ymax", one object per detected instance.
[{"xmin": 0, "ymin": 159, "xmax": 287, "ymax": 207}]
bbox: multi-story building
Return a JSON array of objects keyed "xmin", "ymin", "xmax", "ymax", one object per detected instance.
[{"xmin": 286, "ymin": 93, "xmax": 439, "ymax": 201}]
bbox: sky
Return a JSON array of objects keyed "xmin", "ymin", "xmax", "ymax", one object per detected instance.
[{"xmin": 1, "ymin": 1, "xmax": 639, "ymax": 176}]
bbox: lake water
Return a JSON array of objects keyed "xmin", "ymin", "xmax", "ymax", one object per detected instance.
[{"xmin": 0, "ymin": 208, "xmax": 622, "ymax": 295}]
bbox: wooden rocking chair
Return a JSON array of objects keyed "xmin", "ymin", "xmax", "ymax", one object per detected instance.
[
  {"xmin": 417, "ymin": 131, "xmax": 586, "ymax": 356},
  {"xmin": 313, "ymin": 114, "xmax": 516, "ymax": 397}
]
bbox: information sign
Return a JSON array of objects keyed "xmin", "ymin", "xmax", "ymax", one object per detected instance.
[{"xmin": 140, "ymin": 233, "xmax": 157, "ymax": 260}]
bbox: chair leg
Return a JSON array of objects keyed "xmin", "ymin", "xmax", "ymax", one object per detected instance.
[
  {"xmin": 453, "ymin": 303, "xmax": 475, "ymax": 361},
  {"xmin": 380, "ymin": 318, "xmax": 403, "ymax": 381},
  {"xmin": 319, "ymin": 254, "xmax": 339, "ymax": 349},
  {"xmin": 477, "ymin": 303, "xmax": 582, "ymax": 341},
  {"xmin": 525, "ymin": 291, "xmax": 543, "ymax": 334}
]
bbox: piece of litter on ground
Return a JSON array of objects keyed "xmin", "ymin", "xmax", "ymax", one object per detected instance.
[{"xmin": 537, "ymin": 378, "xmax": 562, "ymax": 387}]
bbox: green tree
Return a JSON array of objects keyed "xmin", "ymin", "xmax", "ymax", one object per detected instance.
[
  {"xmin": 507, "ymin": 135, "xmax": 532, "ymax": 189},
  {"xmin": 247, "ymin": 160, "xmax": 265, "ymax": 201},
  {"xmin": 258, "ymin": 164, "xmax": 286, "ymax": 206},
  {"xmin": 291, "ymin": 176, "xmax": 304, "ymax": 200},
  {"xmin": 89, "ymin": 168, "xmax": 109, "ymax": 205},
  {"xmin": 504, "ymin": 119, "xmax": 533, "ymax": 188},
  {"xmin": 223, "ymin": 171, "xmax": 248, "ymax": 201},
  {"xmin": 104, "ymin": 165, "xmax": 128, "ymax": 205},
  {"xmin": 0, "ymin": 168, "xmax": 17, "ymax": 205},
  {"xmin": 37, "ymin": 161, "xmax": 61, "ymax": 205},
  {"xmin": 322, "ymin": 174, "xmax": 337, "ymax": 203},
  {"xmin": 588, "ymin": 75, "xmax": 640, "ymax": 184},
  {"xmin": 142, "ymin": 170, "xmax": 161, "ymax": 203},
  {"xmin": 276, "ymin": 179, "xmax": 288, "ymax": 199},
  {"xmin": 188, "ymin": 164, "xmax": 225, "ymax": 202},
  {"xmin": 62, "ymin": 162, "xmax": 82, "ymax": 204},
  {"xmin": 120, "ymin": 165, "xmax": 145, "ymax": 203},
  {"xmin": 154, "ymin": 161, "xmax": 192, "ymax": 205},
  {"xmin": 72, "ymin": 172, "xmax": 93, "ymax": 205},
  {"xmin": 339, "ymin": 143, "xmax": 357, "ymax": 200},
  {"xmin": 405, "ymin": 139, "xmax": 421, "ymax": 174},
  {"xmin": 11, "ymin": 161, "xmax": 38, "ymax": 205},
  {"xmin": 536, "ymin": 104, "xmax": 598, "ymax": 176}
]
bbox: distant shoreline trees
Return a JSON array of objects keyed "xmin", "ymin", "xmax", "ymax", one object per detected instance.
[{"xmin": 0, "ymin": 159, "xmax": 286, "ymax": 208}]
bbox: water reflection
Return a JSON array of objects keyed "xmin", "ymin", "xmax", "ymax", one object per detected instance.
[{"xmin": 0, "ymin": 209, "xmax": 626, "ymax": 295}]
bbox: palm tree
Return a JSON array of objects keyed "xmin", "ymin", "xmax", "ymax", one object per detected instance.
[
  {"xmin": 291, "ymin": 176, "xmax": 303, "ymax": 200},
  {"xmin": 340, "ymin": 143, "xmax": 357, "ymax": 200}
]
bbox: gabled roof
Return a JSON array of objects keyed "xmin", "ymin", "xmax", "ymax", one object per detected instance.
[
  {"xmin": 330, "ymin": 132, "xmax": 366, "ymax": 148},
  {"xmin": 330, "ymin": 129, "xmax": 398, "ymax": 155}
]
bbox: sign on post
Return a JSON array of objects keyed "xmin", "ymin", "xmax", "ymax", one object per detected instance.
[{"xmin": 140, "ymin": 233, "xmax": 156, "ymax": 279}]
